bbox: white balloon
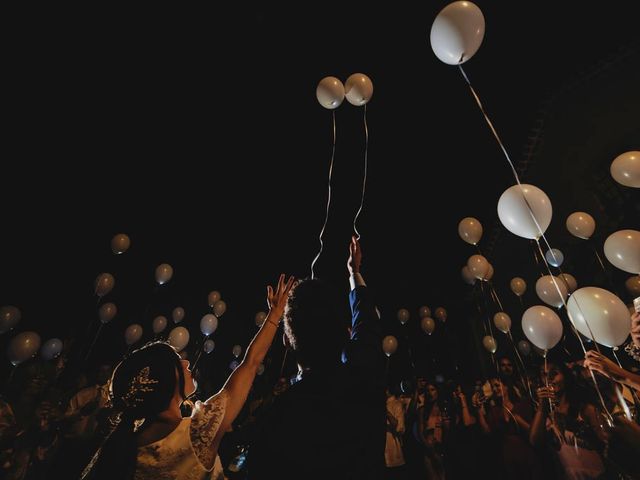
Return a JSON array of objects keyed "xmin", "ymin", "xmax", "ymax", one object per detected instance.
[
  {"xmin": 213, "ymin": 300, "xmax": 227, "ymax": 318},
  {"xmin": 152, "ymin": 315, "xmax": 168, "ymax": 334},
  {"xmin": 41, "ymin": 338, "xmax": 63, "ymax": 360},
  {"xmin": 566, "ymin": 212, "xmax": 596, "ymax": 240},
  {"xmin": 430, "ymin": 0, "xmax": 485, "ymax": 65},
  {"xmin": 397, "ymin": 308, "xmax": 410, "ymax": 325},
  {"xmin": 94, "ymin": 273, "xmax": 115, "ymax": 297},
  {"xmin": 316, "ymin": 76, "xmax": 345, "ymax": 109},
  {"xmin": 517, "ymin": 340, "xmax": 531, "ymax": 356},
  {"xmin": 510, "ymin": 277, "xmax": 527, "ymax": 297},
  {"xmin": 497, "ymin": 184, "xmax": 552, "ymax": 240},
  {"xmin": 482, "ymin": 335, "xmax": 497, "ymax": 354},
  {"xmin": 421, "ymin": 317, "xmax": 436, "ymax": 335},
  {"xmin": 458, "ymin": 217, "xmax": 483, "ymax": 245},
  {"xmin": 535, "ymin": 275, "xmax": 568, "ymax": 308},
  {"xmin": 604, "ymin": 230, "xmax": 640, "ymax": 274},
  {"xmin": 124, "ymin": 324, "xmax": 143, "ymax": 346},
  {"xmin": 0, "ymin": 305, "xmax": 21, "ymax": 334},
  {"xmin": 610, "ymin": 150, "xmax": 640, "ymax": 188},
  {"xmin": 461, "ymin": 266, "xmax": 476, "ymax": 285},
  {"xmin": 493, "ymin": 312, "xmax": 511, "ymax": 334},
  {"xmin": 7, "ymin": 331, "xmax": 41, "ymax": 365},
  {"xmin": 172, "ymin": 307, "xmax": 185, "ymax": 324},
  {"xmin": 382, "ymin": 335, "xmax": 398, "ymax": 357},
  {"xmin": 204, "ymin": 339, "xmax": 215, "ymax": 354},
  {"xmin": 545, "ymin": 248, "xmax": 564, "ymax": 268},
  {"xmin": 168, "ymin": 326, "xmax": 189, "ymax": 351},
  {"xmin": 232, "ymin": 344, "xmax": 242, "ymax": 358},
  {"xmin": 567, "ymin": 287, "xmax": 631, "ymax": 348},
  {"xmin": 419, "ymin": 306, "xmax": 431, "ymax": 318},
  {"xmin": 255, "ymin": 311, "xmax": 267, "ymax": 327},
  {"xmin": 155, "ymin": 263, "xmax": 174, "ymax": 285},
  {"xmin": 467, "ymin": 254, "xmax": 489, "ymax": 280},
  {"xmin": 522, "ymin": 305, "xmax": 563, "ymax": 351},
  {"xmin": 200, "ymin": 314, "xmax": 218, "ymax": 336},
  {"xmin": 229, "ymin": 359, "xmax": 240, "ymax": 370},
  {"xmin": 559, "ymin": 273, "xmax": 578, "ymax": 294},
  {"xmin": 111, "ymin": 233, "xmax": 131, "ymax": 254},
  {"xmin": 98, "ymin": 302, "xmax": 117, "ymax": 324},
  {"xmin": 207, "ymin": 290, "xmax": 221, "ymax": 307},
  {"xmin": 344, "ymin": 73, "xmax": 373, "ymax": 106}
]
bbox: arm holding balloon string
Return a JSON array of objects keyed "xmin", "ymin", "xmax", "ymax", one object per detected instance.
[
  {"xmin": 584, "ymin": 350, "xmax": 640, "ymax": 393},
  {"xmin": 529, "ymin": 386, "xmax": 557, "ymax": 447}
]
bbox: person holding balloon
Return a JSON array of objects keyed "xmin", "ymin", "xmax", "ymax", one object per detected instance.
[{"xmin": 80, "ymin": 273, "xmax": 295, "ymax": 480}]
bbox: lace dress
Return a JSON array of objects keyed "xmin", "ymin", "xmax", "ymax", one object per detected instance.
[{"xmin": 135, "ymin": 390, "xmax": 228, "ymax": 480}]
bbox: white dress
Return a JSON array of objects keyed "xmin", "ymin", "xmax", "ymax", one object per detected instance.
[{"xmin": 135, "ymin": 390, "xmax": 228, "ymax": 480}]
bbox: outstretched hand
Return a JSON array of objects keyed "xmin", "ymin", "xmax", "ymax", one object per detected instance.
[
  {"xmin": 583, "ymin": 350, "xmax": 627, "ymax": 383},
  {"xmin": 267, "ymin": 274, "xmax": 295, "ymax": 315},
  {"xmin": 347, "ymin": 235, "xmax": 362, "ymax": 275}
]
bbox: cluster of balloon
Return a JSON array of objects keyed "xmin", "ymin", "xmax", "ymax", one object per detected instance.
[
  {"xmin": 382, "ymin": 335, "xmax": 398, "ymax": 357},
  {"xmin": 566, "ymin": 212, "xmax": 596, "ymax": 240},
  {"xmin": 397, "ymin": 308, "xmax": 410, "ymax": 325},
  {"xmin": 493, "ymin": 312, "xmax": 511, "ymax": 334},
  {"xmin": 510, "ymin": 277, "xmax": 527, "ymax": 297},
  {"xmin": 168, "ymin": 326, "xmax": 189, "ymax": 351},
  {"xmin": 172, "ymin": 307, "xmax": 185, "ymax": 324},
  {"xmin": 255, "ymin": 311, "xmax": 267, "ymax": 327},
  {"xmin": 610, "ymin": 151, "xmax": 639, "ymax": 188},
  {"xmin": 435, "ymin": 307, "xmax": 447, "ymax": 322},
  {"xmin": 155, "ymin": 263, "xmax": 174, "ymax": 285},
  {"xmin": 430, "ymin": 1, "xmax": 485, "ymax": 65},
  {"xmin": 41, "ymin": 338, "xmax": 63, "ymax": 360},
  {"xmin": 567, "ymin": 287, "xmax": 631, "ymax": 348},
  {"xmin": 604, "ymin": 230, "xmax": 640, "ymax": 275},
  {"xmin": 124, "ymin": 324, "xmax": 143, "ymax": 346},
  {"xmin": 497, "ymin": 184, "xmax": 552, "ymax": 241},
  {"xmin": 111, "ymin": 233, "xmax": 131, "ymax": 255},
  {"xmin": 153, "ymin": 315, "xmax": 168, "ymax": 334},
  {"xmin": 522, "ymin": 306, "xmax": 563, "ymax": 353},
  {"xmin": 316, "ymin": 73, "xmax": 373, "ymax": 108},
  {"xmin": 200, "ymin": 314, "xmax": 218, "ymax": 337},
  {"xmin": 95, "ymin": 273, "xmax": 115, "ymax": 298},
  {"xmin": 0, "ymin": 305, "xmax": 21, "ymax": 334},
  {"xmin": 458, "ymin": 217, "xmax": 483, "ymax": 245},
  {"xmin": 232, "ymin": 344, "xmax": 242, "ymax": 358},
  {"xmin": 419, "ymin": 306, "xmax": 431, "ymax": 318},
  {"xmin": 482, "ymin": 335, "xmax": 497, "ymax": 354},
  {"xmin": 99, "ymin": 302, "xmax": 117, "ymax": 324},
  {"xmin": 7, "ymin": 331, "xmax": 41, "ymax": 365}
]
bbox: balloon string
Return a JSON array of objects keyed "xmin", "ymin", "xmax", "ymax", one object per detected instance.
[
  {"xmin": 84, "ymin": 324, "xmax": 104, "ymax": 362},
  {"xmin": 353, "ymin": 103, "xmax": 369, "ymax": 241},
  {"xmin": 543, "ymin": 354, "xmax": 556, "ymax": 423},
  {"xmin": 279, "ymin": 347, "xmax": 289, "ymax": 378},
  {"xmin": 591, "ymin": 241, "xmax": 608, "ymax": 275},
  {"xmin": 191, "ymin": 338, "xmax": 206, "ymax": 372},
  {"xmin": 508, "ymin": 330, "xmax": 535, "ymax": 403},
  {"xmin": 530, "ymin": 240, "xmax": 546, "ymax": 277},
  {"xmin": 488, "ymin": 281, "xmax": 505, "ymax": 312},
  {"xmin": 311, "ymin": 110, "xmax": 337, "ymax": 279}
]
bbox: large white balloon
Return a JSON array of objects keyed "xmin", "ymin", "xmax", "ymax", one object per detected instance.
[
  {"xmin": 200, "ymin": 314, "xmax": 218, "ymax": 336},
  {"xmin": 535, "ymin": 275, "xmax": 568, "ymax": 308},
  {"xmin": 493, "ymin": 312, "xmax": 511, "ymax": 333},
  {"xmin": 522, "ymin": 305, "xmax": 563, "ymax": 351},
  {"xmin": 482, "ymin": 335, "xmax": 497, "ymax": 354},
  {"xmin": 111, "ymin": 233, "xmax": 131, "ymax": 254},
  {"xmin": 316, "ymin": 76, "xmax": 345, "ymax": 109},
  {"xmin": 397, "ymin": 308, "xmax": 410, "ymax": 325},
  {"xmin": 7, "ymin": 331, "xmax": 41, "ymax": 365},
  {"xmin": 610, "ymin": 151, "xmax": 640, "ymax": 188},
  {"xmin": 566, "ymin": 212, "xmax": 596, "ymax": 240},
  {"xmin": 0, "ymin": 306, "xmax": 21, "ymax": 334},
  {"xmin": 41, "ymin": 338, "xmax": 63, "ymax": 360},
  {"xmin": 604, "ymin": 230, "xmax": 640, "ymax": 274},
  {"xmin": 421, "ymin": 317, "xmax": 435, "ymax": 335},
  {"xmin": 344, "ymin": 73, "xmax": 373, "ymax": 106},
  {"xmin": 497, "ymin": 184, "xmax": 552, "ymax": 240},
  {"xmin": 458, "ymin": 217, "xmax": 483, "ymax": 245},
  {"xmin": 155, "ymin": 263, "xmax": 174, "ymax": 285},
  {"xmin": 382, "ymin": 335, "xmax": 398, "ymax": 357},
  {"xmin": 430, "ymin": 0, "xmax": 485, "ymax": 65},
  {"xmin": 567, "ymin": 287, "xmax": 631, "ymax": 348},
  {"xmin": 168, "ymin": 326, "xmax": 190, "ymax": 351},
  {"xmin": 152, "ymin": 315, "xmax": 168, "ymax": 334},
  {"xmin": 124, "ymin": 324, "xmax": 143, "ymax": 346}
]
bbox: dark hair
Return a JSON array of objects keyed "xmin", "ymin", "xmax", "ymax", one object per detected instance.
[
  {"xmin": 82, "ymin": 342, "xmax": 186, "ymax": 480},
  {"xmin": 283, "ymin": 278, "xmax": 346, "ymax": 367}
]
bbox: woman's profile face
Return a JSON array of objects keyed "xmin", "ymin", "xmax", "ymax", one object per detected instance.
[{"xmin": 180, "ymin": 359, "xmax": 197, "ymax": 397}]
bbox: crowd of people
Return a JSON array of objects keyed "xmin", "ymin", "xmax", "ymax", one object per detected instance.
[{"xmin": 1, "ymin": 237, "xmax": 639, "ymax": 479}]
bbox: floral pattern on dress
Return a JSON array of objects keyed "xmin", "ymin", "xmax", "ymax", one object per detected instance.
[{"xmin": 190, "ymin": 390, "xmax": 229, "ymax": 471}]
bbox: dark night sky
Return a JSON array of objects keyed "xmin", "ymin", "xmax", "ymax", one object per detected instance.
[{"xmin": 2, "ymin": 2, "xmax": 639, "ymax": 386}]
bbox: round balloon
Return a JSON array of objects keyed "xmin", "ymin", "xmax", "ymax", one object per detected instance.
[
  {"xmin": 517, "ymin": 340, "xmax": 531, "ymax": 356},
  {"xmin": 522, "ymin": 305, "xmax": 563, "ymax": 351},
  {"xmin": 229, "ymin": 359, "xmax": 240, "ymax": 370},
  {"xmin": 435, "ymin": 307, "xmax": 447, "ymax": 322},
  {"xmin": 497, "ymin": 184, "xmax": 552, "ymax": 240},
  {"xmin": 458, "ymin": 217, "xmax": 483, "ymax": 245},
  {"xmin": 7, "ymin": 331, "xmax": 41, "ymax": 365},
  {"xmin": 232, "ymin": 344, "xmax": 242, "ymax": 358},
  {"xmin": 430, "ymin": 0, "xmax": 485, "ymax": 65},
  {"xmin": 155, "ymin": 263, "xmax": 174, "ymax": 285},
  {"xmin": 111, "ymin": 233, "xmax": 131, "ymax": 254},
  {"xmin": 604, "ymin": 230, "xmax": 640, "ymax": 274},
  {"xmin": 41, "ymin": 338, "xmax": 63, "ymax": 360},
  {"xmin": 94, "ymin": 273, "xmax": 115, "ymax": 297},
  {"xmin": 172, "ymin": 307, "xmax": 185, "ymax": 324},
  {"xmin": 397, "ymin": 308, "xmax": 410, "ymax": 325},
  {"xmin": 559, "ymin": 273, "xmax": 578, "ymax": 294},
  {"xmin": 344, "ymin": 73, "xmax": 373, "ymax": 106},
  {"xmin": 467, "ymin": 254, "xmax": 489, "ymax": 280},
  {"xmin": 168, "ymin": 326, "xmax": 189, "ymax": 351},
  {"xmin": 567, "ymin": 287, "xmax": 631, "ymax": 348},
  {"xmin": 484, "ymin": 263, "xmax": 494, "ymax": 282},
  {"xmin": 0, "ymin": 305, "xmax": 21, "ymax": 334},
  {"xmin": 421, "ymin": 317, "xmax": 435, "ymax": 335},
  {"xmin": 200, "ymin": 314, "xmax": 218, "ymax": 336},
  {"xmin": 207, "ymin": 290, "xmax": 221, "ymax": 307},
  {"xmin": 316, "ymin": 76, "xmax": 345, "ymax": 109},
  {"xmin": 510, "ymin": 277, "xmax": 527, "ymax": 297},
  {"xmin": 382, "ymin": 335, "xmax": 398, "ymax": 357},
  {"xmin": 625, "ymin": 276, "xmax": 640, "ymax": 297},
  {"xmin": 124, "ymin": 324, "xmax": 143, "ymax": 346},
  {"xmin": 610, "ymin": 151, "xmax": 640, "ymax": 188},
  {"xmin": 204, "ymin": 339, "xmax": 215, "ymax": 354},
  {"xmin": 461, "ymin": 266, "xmax": 476, "ymax": 285},
  {"xmin": 482, "ymin": 335, "xmax": 497, "ymax": 354},
  {"xmin": 545, "ymin": 248, "xmax": 564, "ymax": 268},
  {"xmin": 98, "ymin": 302, "xmax": 117, "ymax": 324},
  {"xmin": 535, "ymin": 275, "xmax": 568, "ymax": 308},
  {"xmin": 255, "ymin": 311, "xmax": 267, "ymax": 327},
  {"xmin": 566, "ymin": 212, "xmax": 596, "ymax": 240},
  {"xmin": 152, "ymin": 315, "xmax": 168, "ymax": 334},
  {"xmin": 213, "ymin": 300, "xmax": 227, "ymax": 318},
  {"xmin": 493, "ymin": 312, "xmax": 511, "ymax": 333},
  {"xmin": 419, "ymin": 306, "xmax": 431, "ymax": 318}
]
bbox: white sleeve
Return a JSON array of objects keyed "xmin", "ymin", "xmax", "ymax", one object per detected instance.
[{"xmin": 189, "ymin": 390, "xmax": 229, "ymax": 471}]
